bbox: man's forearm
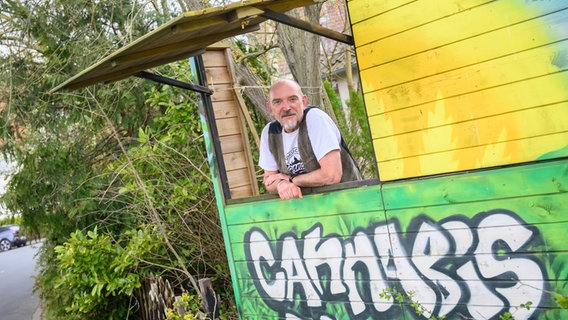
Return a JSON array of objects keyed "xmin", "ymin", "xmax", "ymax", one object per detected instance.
[
  {"xmin": 292, "ymin": 150, "xmax": 342, "ymax": 187},
  {"xmin": 291, "ymin": 168, "xmax": 340, "ymax": 187}
]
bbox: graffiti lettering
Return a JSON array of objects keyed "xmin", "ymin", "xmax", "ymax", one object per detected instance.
[{"xmin": 244, "ymin": 210, "xmax": 545, "ymax": 319}]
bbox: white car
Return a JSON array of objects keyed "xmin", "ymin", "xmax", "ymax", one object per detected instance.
[{"xmin": 0, "ymin": 225, "xmax": 27, "ymax": 251}]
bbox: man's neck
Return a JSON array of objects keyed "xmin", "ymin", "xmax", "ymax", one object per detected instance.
[{"xmin": 283, "ymin": 126, "xmax": 299, "ymax": 133}]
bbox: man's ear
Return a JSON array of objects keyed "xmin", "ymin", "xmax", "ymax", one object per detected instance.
[
  {"xmin": 302, "ymin": 95, "xmax": 308, "ymax": 106},
  {"xmin": 266, "ymin": 102, "xmax": 272, "ymax": 113}
]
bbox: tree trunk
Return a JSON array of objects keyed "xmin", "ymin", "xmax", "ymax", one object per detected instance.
[
  {"xmin": 276, "ymin": 5, "xmax": 334, "ymax": 118},
  {"xmin": 229, "ymin": 41, "xmax": 273, "ymax": 122},
  {"xmin": 343, "ymin": 3, "xmax": 355, "ymax": 92},
  {"xmin": 345, "ymin": 47, "xmax": 354, "ymax": 92}
]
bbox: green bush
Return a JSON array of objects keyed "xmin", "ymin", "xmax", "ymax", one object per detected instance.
[
  {"xmin": 323, "ymin": 80, "xmax": 348, "ymax": 130},
  {"xmin": 0, "ymin": 215, "xmax": 20, "ymax": 226},
  {"xmin": 323, "ymin": 80, "xmax": 377, "ymax": 179},
  {"xmin": 41, "ymin": 227, "xmax": 160, "ymax": 319},
  {"xmin": 345, "ymin": 90, "xmax": 377, "ymax": 178}
]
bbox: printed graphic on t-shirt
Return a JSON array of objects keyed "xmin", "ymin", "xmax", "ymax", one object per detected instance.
[{"xmin": 285, "ymin": 147, "xmax": 306, "ymax": 175}]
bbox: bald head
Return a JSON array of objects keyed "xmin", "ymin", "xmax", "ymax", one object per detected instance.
[
  {"xmin": 269, "ymin": 79, "xmax": 303, "ymax": 97},
  {"xmin": 267, "ymin": 79, "xmax": 308, "ymax": 132}
]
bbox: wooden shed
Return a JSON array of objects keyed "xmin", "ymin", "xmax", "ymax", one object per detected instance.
[{"xmin": 55, "ymin": 0, "xmax": 568, "ymax": 319}]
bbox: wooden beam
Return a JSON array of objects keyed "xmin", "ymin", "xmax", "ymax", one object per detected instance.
[
  {"xmin": 110, "ymin": 24, "xmax": 260, "ymax": 68},
  {"xmin": 233, "ymin": 87, "xmax": 260, "ymax": 149},
  {"xmin": 226, "ymin": 6, "xmax": 265, "ymax": 23},
  {"xmin": 52, "ymin": 24, "xmax": 260, "ymax": 92},
  {"xmin": 55, "ymin": 49, "xmax": 207, "ymax": 92},
  {"xmin": 172, "ymin": 15, "xmax": 228, "ymax": 34},
  {"xmin": 260, "ymin": 9, "xmax": 354, "ymax": 45}
]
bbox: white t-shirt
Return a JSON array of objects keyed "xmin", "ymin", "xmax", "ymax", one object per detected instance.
[{"xmin": 258, "ymin": 108, "xmax": 341, "ymax": 174}]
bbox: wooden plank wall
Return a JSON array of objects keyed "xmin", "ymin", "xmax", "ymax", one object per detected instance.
[
  {"xmin": 202, "ymin": 47, "xmax": 259, "ymax": 199},
  {"xmin": 225, "ymin": 160, "xmax": 568, "ymax": 319},
  {"xmin": 217, "ymin": 1, "xmax": 568, "ymax": 320},
  {"xmin": 348, "ymin": 0, "xmax": 568, "ymax": 181}
]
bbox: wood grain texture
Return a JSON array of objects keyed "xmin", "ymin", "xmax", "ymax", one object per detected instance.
[
  {"xmin": 349, "ymin": 0, "xmax": 568, "ymax": 180},
  {"xmin": 226, "ymin": 160, "xmax": 568, "ymax": 319},
  {"xmin": 204, "ymin": 48, "xmax": 259, "ymax": 198}
]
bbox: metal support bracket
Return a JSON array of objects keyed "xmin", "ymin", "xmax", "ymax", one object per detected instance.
[
  {"xmin": 260, "ymin": 9, "xmax": 354, "ymax": 45},
  {"xmin": 135, "ymin": 71, "xmax": 214, "ymax": 95}
]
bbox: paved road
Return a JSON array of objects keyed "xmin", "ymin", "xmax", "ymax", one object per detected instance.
[{"xmin": 0, "ymin": 242, "xmax": 41, "ymax": 320}]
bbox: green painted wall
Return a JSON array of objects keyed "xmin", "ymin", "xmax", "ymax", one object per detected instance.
[{"xmin": 223, "ymin": 160, "xmax": 567, "ymax": 319}]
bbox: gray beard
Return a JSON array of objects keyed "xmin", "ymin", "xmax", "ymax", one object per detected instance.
[{"xmin": 283, "ymin": 120, "xmax": 299, "ymax": 132}]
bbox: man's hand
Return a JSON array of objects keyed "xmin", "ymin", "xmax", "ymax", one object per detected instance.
[
  {"xmin": 264, "ymin": 172, "xmax": 288, "ymax": 187},
  {"xmin": 264, "ymin": 171, "xmax": 303, "ymax": 199},
  {"xmin": 262, "ymin": 149, "xmax": 341, "ymax": 199},
  {"xmin": 275, "ymin": 180, "xmax": 303, "ymax": 200}
]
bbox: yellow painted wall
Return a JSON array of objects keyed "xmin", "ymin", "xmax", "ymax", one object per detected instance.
[{"xmin": 347, "ymin": 0, "xmax": 568, "ymax": 180}]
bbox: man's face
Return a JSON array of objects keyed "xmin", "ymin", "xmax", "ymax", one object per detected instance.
[{"xmin": 267, "ymin": 81, "xmax": 308, "ymax": 132}]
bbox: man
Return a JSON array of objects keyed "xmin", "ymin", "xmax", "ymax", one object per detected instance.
[{"xmin": 258, "ymin": 79, "xmax": 361, "ymax": 200}]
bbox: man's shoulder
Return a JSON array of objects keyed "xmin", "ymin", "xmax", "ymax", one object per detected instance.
[
  {"xmin": 305, "ymin": 106, "xmax": 334, "ymax": 123},
  {"xmin": 266, "ymin": 120, "xmax": 282, "ymax": 134}
]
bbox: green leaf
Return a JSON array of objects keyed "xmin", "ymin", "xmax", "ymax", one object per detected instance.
[
  {"xmin": 555, "ymin": 293, "xmax": 568, "ymax": 308},
  {"xmin": 118, "ymin": 187, "xmax": 129, "ymax": 194},
  {"xmin": 138, "ymin": 127, "xmax": 148, "ymax": 143}
]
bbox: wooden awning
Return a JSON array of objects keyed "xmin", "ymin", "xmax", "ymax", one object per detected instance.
[{"xmin": 51, "ymin": 0, "xmax": 335, "ymax": 92}]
